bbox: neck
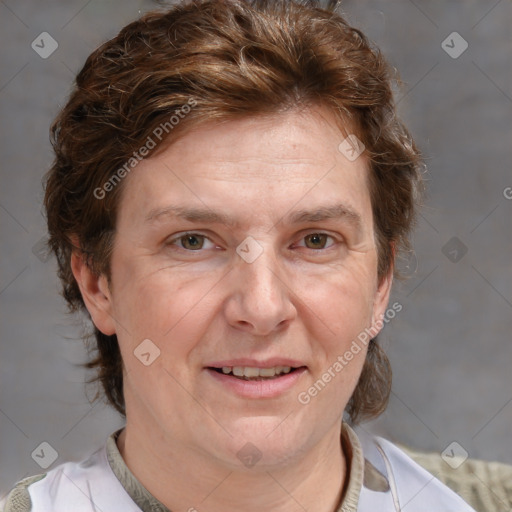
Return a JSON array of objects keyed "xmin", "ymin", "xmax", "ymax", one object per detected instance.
[{"xmin": 117, "ymin": 420, "xmax": 348, "ymax": 512}]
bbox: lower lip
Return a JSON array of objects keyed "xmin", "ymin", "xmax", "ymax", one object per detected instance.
[{"xmin": 205, "ymin": 367, "xmax": 307, "ymax": 399}]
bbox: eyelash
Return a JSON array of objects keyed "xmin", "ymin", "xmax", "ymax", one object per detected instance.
[
  {"xmin": 168, "ymin": 232, "xmax": 216, "ymax": 251},
  {"xmin": 167, "ymin": 231, "xmax": 338, "ymax": 252}
]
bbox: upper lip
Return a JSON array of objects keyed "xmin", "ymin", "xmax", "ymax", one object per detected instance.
[{"xmin": 206, "ymin": 358, "xmax": 306, "ymax": 369}]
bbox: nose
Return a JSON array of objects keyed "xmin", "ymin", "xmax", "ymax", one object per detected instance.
[{"xmin": 223, "ymin": 243, "xmax": 297, "ymax": 336}]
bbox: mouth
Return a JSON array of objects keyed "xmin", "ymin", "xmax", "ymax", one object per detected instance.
[
  {"xmin": 207, "ymin": 365, "xmax": 305, "ymax": 380},
  {"xmin": 205, "ymin": 362, "xmax": 308, "ymax": 399}
]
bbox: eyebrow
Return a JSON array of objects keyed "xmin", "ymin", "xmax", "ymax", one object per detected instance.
[
  {"xmin": 287, "ymin": 204, "xmax": 361, "ymax": 227},
  {"xmin": 146, "ymin": 205, "xmax": 238, "ymax": 227},
  {"xmin": 145, "ymin": 202, "xmax": 362, "ymax": 229}
]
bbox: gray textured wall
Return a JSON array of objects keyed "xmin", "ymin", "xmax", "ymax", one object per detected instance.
[{"xmin": 1, "ymin": 0, "xmax": 511, "ymax": 495}]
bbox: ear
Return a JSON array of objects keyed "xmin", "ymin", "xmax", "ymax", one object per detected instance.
[
  {"xmin": 370, "ymin": 266, "xmax": 394, "ymax": 336},
  {"xmin": 71, "ymin": 250, "xmax": 117, "ymax": 336}
]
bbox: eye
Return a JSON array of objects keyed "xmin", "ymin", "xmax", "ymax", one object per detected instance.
[
  {"xmin": 168, "ymin": 232, "xmax": 216, "ymax": 251},
  {"xmin": 298, "ymin": 233, "xmax": 336, "ymax": 250}
]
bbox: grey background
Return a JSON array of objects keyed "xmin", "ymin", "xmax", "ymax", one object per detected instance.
[{"xmin": 1, "ymin": 0, "xmax": 511, "ymax": 496}]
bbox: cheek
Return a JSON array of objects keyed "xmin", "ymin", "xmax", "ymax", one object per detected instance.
[
  {"xmin": 305, "ymin": 254, "xmax": 377, "ymax": 331},
  {"xmin": 297, "ymin": 252, "xmax": 377, "ymax": 385},
  {"xmin": 109, "ymin": 257, "xmax": 220, "ymax": 360}
]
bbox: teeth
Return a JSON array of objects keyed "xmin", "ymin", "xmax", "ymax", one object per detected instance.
[
  {"xmin": 219, "ymin": 366, "xmax": 294, "ymax": 378},
  {"xmin": 232, "ymin": 366, "xmax": 245, "ymax": 377},
  {"xmin": 244, "ymin": 367, "xmax": 261, "ymax": 378}
]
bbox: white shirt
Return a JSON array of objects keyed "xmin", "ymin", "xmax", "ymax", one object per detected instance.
[{"xmin": 1, "ymin": 424, "xmax": 476, "ymax": 512}]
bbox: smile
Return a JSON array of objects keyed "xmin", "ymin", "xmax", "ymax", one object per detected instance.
[
  {"xmin": 206, "ymin": 366, "xmax": 307, "ymax": 398},
  {"xmin": 212, "ymin": 366, "xmax": 296, "ymax": 379}
]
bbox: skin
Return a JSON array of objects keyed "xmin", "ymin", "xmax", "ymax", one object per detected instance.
[{"xmin": 72, "ymin": 105, "xmax": 393, "ymax": 512}]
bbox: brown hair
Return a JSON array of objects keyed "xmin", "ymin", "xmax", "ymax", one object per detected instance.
[{"xmin": 44, "ymin": 0, "xmax": 423, "ymax": 424}]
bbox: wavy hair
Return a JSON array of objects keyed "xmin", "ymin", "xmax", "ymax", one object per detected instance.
[{"xmin": 44, "ymin": 0, "xmax": 423, "ymax": 423}]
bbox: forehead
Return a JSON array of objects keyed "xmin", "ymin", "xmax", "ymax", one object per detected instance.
[
  {"xmin": 117, "ymin": 106, "xmax": 372, "ymax": 230},
  {"xmin": 162, "ymin": 107, "xmax": 357, "ymax": 178}
]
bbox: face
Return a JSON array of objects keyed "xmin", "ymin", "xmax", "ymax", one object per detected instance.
[{"xmin": 78, "ymin": 106, "xmax": 392, "ymax": 469}]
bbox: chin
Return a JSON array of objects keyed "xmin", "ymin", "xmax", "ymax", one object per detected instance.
[{"xmin": 216, "ymin": 415, "xmax": 309, "ymax": 468}]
